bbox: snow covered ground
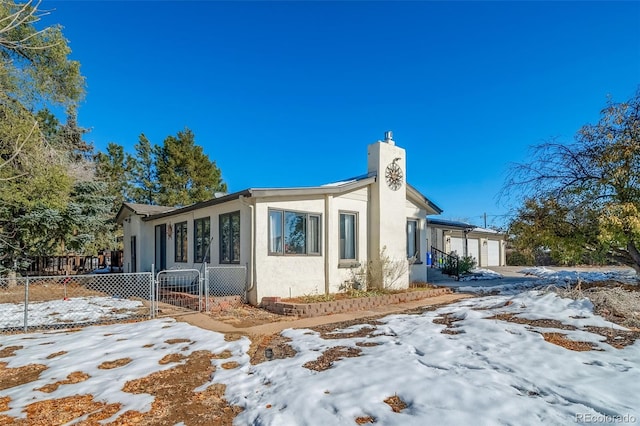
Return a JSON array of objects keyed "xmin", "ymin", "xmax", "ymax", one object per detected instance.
[
  {"xmin": 2, "ymin": 284, "xmax": 639, "ymax": 425},
  {"xmin": 0, "ymin": 296, "xmax": 146, "ymax": 330},
  {"xmin": 457, "ymin": 266, "xmax": 638, "ymax": 294}
]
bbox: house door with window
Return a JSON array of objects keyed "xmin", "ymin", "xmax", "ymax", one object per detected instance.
[{"xmin": 155, "ymin": 224, "xmax": 167, "ymax": 271}]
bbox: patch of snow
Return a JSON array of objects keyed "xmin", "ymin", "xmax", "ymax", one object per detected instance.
[
  {"xmin": 0, "ymin": 297, "xmax": 145, "ymax": 329},
  {"xmin": 458, "ymin": 268, "xmax": 503, "ymax": 281},
  {"xmin": 0, "ymin": 320, "xmax": 250, "ymax": 421},
  {"xmin": 321, "ymin": 179, "xmax": 357, "ymax": 187},
  {"xmin": 458, "ymin": 267, "xmax": 638, "ymax": 294}
]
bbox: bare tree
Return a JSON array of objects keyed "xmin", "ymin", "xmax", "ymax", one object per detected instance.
[{"xmin": 502, "ymin": 91, "xmax": 640, "ymax": 273}]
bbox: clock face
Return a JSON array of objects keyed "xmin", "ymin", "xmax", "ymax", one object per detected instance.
[{"xmin": 385, "ymin": 162, "xmax": 403, "ymax": 191}]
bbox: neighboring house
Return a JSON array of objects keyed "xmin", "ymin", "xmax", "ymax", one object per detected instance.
[
  {"xmin": 427, "ymin": 218, "xmax": 506, "ymax": 267},
  {"xmin": 116, "ymin": 132, "xmax": 442, "ymax": 305}
]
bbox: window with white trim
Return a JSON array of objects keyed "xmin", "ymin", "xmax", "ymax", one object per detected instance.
[
  {"xmin": 407, "ymin": 219, "xmax": 419, "ymax": 259},
  {"xmin": 269, "ymin": 209, "xmax": 321, "ymax": 255},
  {"xmin": 339, "ymin": 212, "xmax": 357, "ymax": 260}
]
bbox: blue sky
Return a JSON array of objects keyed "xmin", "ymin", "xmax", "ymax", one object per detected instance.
[{"xmin": 46, "ymin": 1, "xmax": 639, "ymax": 229}]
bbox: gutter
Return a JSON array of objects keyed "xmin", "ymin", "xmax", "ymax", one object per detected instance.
[
  {"xmin": 324, "ymin": 194, "xmax": 331, "ymax": 295},
  {"xmin": 239, "ymin": 195, "xmax": 256, "ymax": 296}
]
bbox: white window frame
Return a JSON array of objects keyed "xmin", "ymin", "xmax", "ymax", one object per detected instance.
[
  {"xmin": 407, "ymin": 219, "xmax": 420, "ymax": 261},
  {"xmin": 339, "ymin": 211, "xmax": 358, "ymax": 262},
  {"xmin": 268, "ymin": 209, "xmax": 322, "ymax": 256}
]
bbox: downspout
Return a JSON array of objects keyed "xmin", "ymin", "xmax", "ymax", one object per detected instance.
[
  {"xmin": 324, "ymin": 194, "xmax": 330, "ymax": 295},
  {"xmin": 239, "ymin": 195, "xmax": 256, "ymax": 294}
]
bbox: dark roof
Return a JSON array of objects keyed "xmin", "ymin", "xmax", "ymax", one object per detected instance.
[
  {"xmin": 124, "ymin": 203, "xmax": 175, "ymax": 215},
  {"xmin": 115, "ymin": 202, "xmax": 176, "ymax": 224},
  {"xmin": 407, "ymin": 184, "xmax": 443, "ymax": 215},
  {"xmin": 117, "ymin": 173, "xmax": 443, "ymax": 223},
  {"xmin": 427, "ymin": 217, "xmax": 475, "ymax": 230},
  {"xmin": 141, "ymin": 190, "xmax": 252, "ymax": 221}
]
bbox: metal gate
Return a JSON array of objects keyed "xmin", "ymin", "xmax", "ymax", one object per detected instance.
[{"xmin": 155, "ymin": 269, "xmax": 202, "ymax": 313}]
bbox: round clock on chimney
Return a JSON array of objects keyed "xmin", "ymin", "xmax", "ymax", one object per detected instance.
[{"xmin": 385, "ymin": 160, "xmax": 403, "ymax": 191}]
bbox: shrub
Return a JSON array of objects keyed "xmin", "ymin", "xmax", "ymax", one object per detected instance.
[
  {"xmin": 458, "ymin": 256, "xmax": 477, "ymax": 275},
  {"xmin": 348, "ymin": 247, "xmax": 409, "ymax": 290}
]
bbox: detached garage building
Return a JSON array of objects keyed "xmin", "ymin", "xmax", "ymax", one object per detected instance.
[{"xmin": 427, "ymin": 218, "xmax": 506, "ymax": 267}]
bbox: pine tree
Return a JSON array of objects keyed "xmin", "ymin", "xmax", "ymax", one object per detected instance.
[
  {"xmin": 128, "ymin": 134, "xmax": 159, "ymax": 204},
  {"xmin": 156, "ymin": 128, "xmax": 227, "ymax": 206},
  {"xmin": 95, "ymin": 142, "xmax": 131, "ymax": 208},
  {"xmin": 0, "ymin": 0, "xmax": 85, "ymax": 272}
]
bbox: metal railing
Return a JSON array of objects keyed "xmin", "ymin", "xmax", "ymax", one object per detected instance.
[
  {"xmin": 430, "ymin": 246, "xmax": 460, "ymax": 279},
  {"xmin": 0, "ymin": 272, "xmax": 154, "ymax": 333}
]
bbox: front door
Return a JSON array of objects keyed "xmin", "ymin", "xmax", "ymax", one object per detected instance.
[{"xmin": 155, "ymin": 224, "xmax": 167, "ymax": 271}]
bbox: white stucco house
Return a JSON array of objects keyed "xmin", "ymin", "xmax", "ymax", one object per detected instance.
[
  {"xmin": 116, "ymin": 132, "xmax": 442, "ymax": 305},
  {"xmin": 427, "ymin": 218, "xmax": 506, "ymax": 267}
]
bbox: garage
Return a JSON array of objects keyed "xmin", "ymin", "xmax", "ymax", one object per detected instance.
[
  {"xmin": 449, "ymin": 237, "xmax": 479, "ymax": 263},
  {"xmin": 449, "ymin": 237, "xmax": 464, "ymax": 257},
  {"xmin": 428, "ymin": 218, "xmax": 506, "ymax": 268},
  {"xmin": 488, "ymin": 240, "xmax": 500, "ymax": 266},
  {"xmin": 467, "ymin": 238, "xmax": 479, "ymax": 263}
]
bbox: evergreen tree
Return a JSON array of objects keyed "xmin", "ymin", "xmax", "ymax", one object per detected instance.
[
  {"xmin": 59, "ymin": 107, "xmax": 93, "ymax": 163},
  {"xmin": 95, "ymin": 142, "xmax": 132, "ymax": 250},
  {"xmin": 156, "ymin": 128, "xmax": 227, "ymax": 206},
  {"xmin": 64, "ymin": 180, "xmax": 114, "ymax": 253},
  {"xmin": 128, "ymin": 134, "xmax": 159, "ymax": 204},
  {"xmin": 95, "ymin": 142, "xmax": 131, "ymax": 208},
  {"xmin": 0, "ymin": 0, "xmax": 84, "ymax": 272}
]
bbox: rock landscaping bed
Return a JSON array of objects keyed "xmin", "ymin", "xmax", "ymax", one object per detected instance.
[{"xmin": 261, "ymin": 287, "xmax": 452, "ymax": 318}]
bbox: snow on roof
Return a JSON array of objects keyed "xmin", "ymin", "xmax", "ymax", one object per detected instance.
[
  {"xmin": 321, "ymin": 173, "xmax": 375, "ymax": 187},
  {"xmin": 427, "ymin": 218, "xmax": 503, "ymax": 235},
  {"xmin": 427, "ymin": 217, "xmax": 475, "ymax": 229}
]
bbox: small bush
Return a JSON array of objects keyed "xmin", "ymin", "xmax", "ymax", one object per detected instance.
[
  {"xmin": 348, "ymin": 247, "xmax": 408, "ymax": 290},
  {"xmin": 458, "ymin": 256, "xmax": 477, "ymax": 275},
  {"xmin": 506, "ymin": 250, "xmax": 534, "ymax": 266}
]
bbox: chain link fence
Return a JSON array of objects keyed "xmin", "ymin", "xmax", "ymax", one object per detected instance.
[
  {"xmin": 156, "ymin": 269, "xmax": 202, "ymax": 313},
  {"xmin": 206, "ymin": 265, "xmax": 247, "ymax": 300},
  {"xmin": 0, "ymin": 273, "xmax": 153, "ymax": 333},
  {"xmin": 1, "ymin": 266, "xmax": 249, "ymax": 333}
]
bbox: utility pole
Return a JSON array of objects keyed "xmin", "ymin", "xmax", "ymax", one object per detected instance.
[{"xmin": 484, "ymin": 212, "xmax": 487, "ymax": 228}]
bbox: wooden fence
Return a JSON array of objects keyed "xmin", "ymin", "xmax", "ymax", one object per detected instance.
[{"xmin": 25, "ymin": 251, "xmax": 123, "ymax": 276}]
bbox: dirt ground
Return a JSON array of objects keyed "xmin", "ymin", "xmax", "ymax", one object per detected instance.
[{"xmin": 1, "ymin": 279, "xmax": 638, "ymax": 425}]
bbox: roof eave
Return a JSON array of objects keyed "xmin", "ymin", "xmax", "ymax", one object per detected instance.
[
  {"xmin": 142, "ymin": 189, "xmax": 253, "ymax": 221},
  {"xmin": 115, "ymin": 204, "xmax": 134, "ymax": 225},
  {"xmin": 406, "ymin": 184, "xmax": 443, "ymax": 215},
  {"xmin": 250, "ymin": 176, "xmax": 377, "ymax": 198}
]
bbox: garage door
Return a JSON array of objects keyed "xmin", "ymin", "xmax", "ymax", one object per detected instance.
[
  {"xmin": 450, "ymin": 237, "xmax": 464, "ymax": 257},
  {"xmin": 467, "ymin": 238, "xmax": 479, "ymax": 263},
  {"xmin": 450, "ymin": 237, "xmax": 479, "ymax": 261},
  {"xmin": 488, "ymin": 240, "xmax": 500, "ymax": 266}
]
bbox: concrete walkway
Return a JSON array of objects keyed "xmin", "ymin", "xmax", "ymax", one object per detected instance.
[
  {"xmin": 176, "ymin": 292, "xmax": 472, "ymax": 336},
  {"xmin": 178, "ymin": 265, "xmax": 633, "ymax": 336},
  {"xmin": 426, "ymin": 265, "xmax": 539, "ymax": 289}
]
